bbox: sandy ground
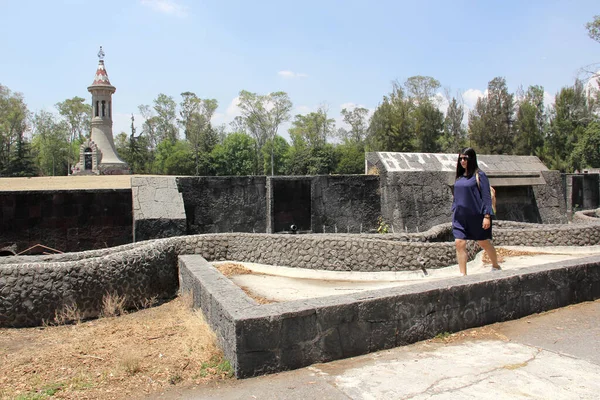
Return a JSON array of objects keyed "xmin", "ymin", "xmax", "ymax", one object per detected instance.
[{"xmin": 0, "ymin": 175, "xmax": 136, "ymax": 191}]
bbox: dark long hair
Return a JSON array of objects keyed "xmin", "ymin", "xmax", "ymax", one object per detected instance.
[{"xmin": 455, "ymin": 147, "xmax": 479, "ymax": 179}]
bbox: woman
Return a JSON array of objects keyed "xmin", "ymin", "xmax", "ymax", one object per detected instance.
[{"xmin": 452, "ymin": 148, "xmax": 501, "ymax": 275}]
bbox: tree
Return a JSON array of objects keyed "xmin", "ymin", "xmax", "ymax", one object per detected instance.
[
  {"xmin": 286, "ymin": 107, "xmax": 336, "ymax": 175},
  {"xmin": 367, "ymin": 83, "xmax": 415, "ymax": 152},
  {"xmin": 211, "ymin": 132, "xmax": 257, "ymax": 176},
  {"xmin": 0, "ymin": 84, "xmax": 29, "ymax": 175},
  {"xmin": 334, "ymin": 141, "xmax": 364, "ymax": 174},
  {"xmin": 439, "ymin": 97, "xmax": 467, "ymax": 153},
  {"xmin": 55, "ymin": 96, "xmax": 92, "ymax": 173},
  {"xmin": 153, "ymin": 139, "xmax": 194, "ymax": 175},
  {"xmin": 261, "ymin": 135, "xmax": 290, "ymax": 175},
  {"xmin": 468, "ymin": 77, "xmax": 515, "ymax": 154},
  {"xmin": 179, "ymin": 92, "xmax": 218, "ymax": 175},
  {"xmin": 514, "ymin": 85, "xmax": 546, "ymax": 156},
  {"xmin": 543, "ymin": 80, "xmax": 592, "ymax": 171},
  {"xmin": 139, "ymin": 104, "xmax": 160, "ymax": 150},
  {"xmin": 339, "ymin": 107, "xmax": 369, "ymax": 144},
  {"xmin": 237, "ymin": 90, "xmax": 292, "ymax": 175},
  {"xmin": 153, "ymin": 94, "xmax": 178, "ymax": 143},
  {"xmin": 3, "ymin": 133, "xmax": 37, "ymax": 177},
  {"xmin": 413, "ymin": 101, "xmax": 444, "ymax": 152},
  {"xmin": 586, "ymin": 15, "xmax": 600, "ymax": 43},
  {"xmin": 570, "ymin": 121, "xmax": 600, "ymax": 171},
  {"xmin": 404, "ymin": 76, "xmax": 441, "ymax": 104},
  {"xmin": 30, "ymin": 110, "xmax": 70, "ymax": 176}
]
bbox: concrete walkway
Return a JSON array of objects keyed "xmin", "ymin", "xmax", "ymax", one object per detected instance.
[
  {"xmin": 220, "ymin": 246, "xmax": 600, "ymax": 302},
  {"xmin": 146, "ymin": 299, "xmax": 600, "ymax": 399}
]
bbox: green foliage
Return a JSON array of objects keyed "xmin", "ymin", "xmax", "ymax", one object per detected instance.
[
  {"xmin": 197, "ymin": 356, "xmax": 234, "ymax": 379},
  {"xmin": 211, "ymin": 132, "xmax": 257, "ymax": 176},
  {"xmin": 586, "ymin": 15, "xmax": 600, "ymax": 43},
  {"xmin": 153, "ymin": 93, "xmax": 179, "ymax": 143},
  {"xmin": 2, "ymin": 134, "xmax": 37, "ymax": 176},
  {"xmin": 468, "ymin": 77, "xmax": 515, "ymax": 154},
  {"xmin": 153, "ymin": 139, "xmax": 194, "ymax": 175},
  {"xmin": 338, "ymin": 107, "xmax": 369, "ymax": 144},
  {"xmin": 543, "ymin": 80, "xmax": 593, "ymax": 171},
  {"xmin": 414, "ymin": 101, "xmax": 444, "ymax": 152},
  {"xmin": 237, "ymin": 90, "xmax": 292, "ymax": 175},
  {"xmin": 179, "ymin": 92, "xmax": 219, "ymax": 175},
  {"xmin": 439, "ymin": 97, "xmax": 467, "ymax": 153},
  {"xmin": 261, "ymin": 135, "xmax": 289, "ymax": 175},
  {"xmin": 377, "ymin": 216, "xmax": 389, "ymax": 234},
  {"xmin": 514, "ymin": 86, "xmax": 547, "ymax": 156},
  {"xmin": 334, "ymin": 141, "xmax": 365, "ymax": 174},
  {"xmin": 0, "ymin": 84, "xmax": 30, "ymax": 174},
  {"xmin": 434, "ymin": 331, "xmax": 452, "ymax": 340},
  {"xmin": 570, "ymin": 122, "xmax": 600, "ymax": 171},
  {"xmin": 367, "ymin": 84, "xmax": 415, "ymax": 152},
  {"xmin": 31, "ymin": 110, "xmax": 70, "ymax": 176}
]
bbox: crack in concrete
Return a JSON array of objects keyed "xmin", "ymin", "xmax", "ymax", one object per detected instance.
[{"xmin": 403, "ymin": 347, "xmax": 542, "ymax": 399}]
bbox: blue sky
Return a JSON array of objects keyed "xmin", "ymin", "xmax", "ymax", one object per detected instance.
[{"xmin": 1, "ymin": 0, "xmax": 598, "ymax": 139}]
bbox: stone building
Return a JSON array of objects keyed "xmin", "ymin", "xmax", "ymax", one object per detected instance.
[{"xmin": 72, "ymin": 47, "xmax": 130, "ymax": 175}]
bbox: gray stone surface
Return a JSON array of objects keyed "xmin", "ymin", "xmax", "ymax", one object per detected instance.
[
  {"xmin": 179, "ymin": 252, "xmax": 600, "ymax": 378},
  {"xmin": 0, "ymin": 189, "xmax": 132, "ymax": 253},
  {"xmin": 178, "ymin": 176, "xmax": 267, "ymax": 234},
  {"xmin": 132, "ymin": 176, "xmax": 186, "ymax": 241},
  {"xmin": 3, "ymin": 214, "xmax": 600, "ymax": 328},
  {"xmin": 369, "ymin": 152, "xmax": 569, "ymax": 231},
  {"xmin": 311, "ymin": 175, "xmax": 381, "ymax": 234},
  {"xmin": 368, "ymin": 152, "xmax": 548, "ymax": 174}
]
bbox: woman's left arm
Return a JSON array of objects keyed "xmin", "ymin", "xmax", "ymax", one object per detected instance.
[{"xmin": 479, "ymin": 171, "xmax": 493, "ymax": 216}]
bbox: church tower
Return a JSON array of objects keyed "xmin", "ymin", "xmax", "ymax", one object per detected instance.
[{"xmin": 73, "ymin": 46, "xmax": 129, "ymax": 175}]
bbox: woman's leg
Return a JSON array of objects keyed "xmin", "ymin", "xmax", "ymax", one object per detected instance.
[
  {"xmin": 477, "ymin": 239, "xmax": 501, "ymax": 269},
  {"xmin": 455, "ymin": 239, "xmax": 468, "ymax": 275}
]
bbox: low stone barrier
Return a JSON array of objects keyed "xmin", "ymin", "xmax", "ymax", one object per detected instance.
[
  {"xmin": 572, "ymin": 209, "xmax": 600, "ymax": 224},
  {"xmin": 179, "ymin": 254, "xmax": 600, "ymax": 378},
  {"xmin": 2, "ymin": 215, "xmax": 600, "ymax": 329}
]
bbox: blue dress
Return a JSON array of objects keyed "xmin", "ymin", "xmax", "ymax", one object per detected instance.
[{"xmin": 452, "ymin": 171, "xmax": 494, "ymax": 240}]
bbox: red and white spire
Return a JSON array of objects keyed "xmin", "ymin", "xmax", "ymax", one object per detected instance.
[{"xmin": 91, "ymin": 46, "xmax": 113, "ymax": 86}]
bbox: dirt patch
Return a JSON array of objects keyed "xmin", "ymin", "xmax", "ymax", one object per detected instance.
[
  {"xmin": 215, "ymin": 262, "xmax": 252, "ymax": 277},
  {"xmin": 428, "ymin": 325, "xmax": 509, "ymax": 345},
  {"xmin": 0, "ymin": 296, "xmax": 233, "ymax": 400},
  {"xmin": 215, "ymin": 263, "xmax": 275, "ymax": 305}
]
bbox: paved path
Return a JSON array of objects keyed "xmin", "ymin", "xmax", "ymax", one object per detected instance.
[{"xmin": 146, "ymin": 299, "xmax": 600, "ymax": 400}]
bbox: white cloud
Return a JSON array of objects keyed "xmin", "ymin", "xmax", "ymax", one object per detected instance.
[
  {"xmin": 140, "ymin": 0, "xmax": 188, "ymax": 17},
  {"xmin": 462, "ymin": 89, "xmax": 486, "ymax": 110},
  {"xmin": 278, "ymin": 70, "xmax": 308, "ymax": 79},
  {"xmin": 211, "ymin": 97, "xmax": 242, "ymax": 126}
]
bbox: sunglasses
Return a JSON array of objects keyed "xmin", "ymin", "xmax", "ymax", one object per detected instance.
[{"xmin": 458, "ymin": 156, "xmax": 469, "ymax": 161}]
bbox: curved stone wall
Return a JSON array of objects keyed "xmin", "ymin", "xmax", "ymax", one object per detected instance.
[{"xmin": 2, "ymin": 215, "xmax": 600, "ymax": 328}]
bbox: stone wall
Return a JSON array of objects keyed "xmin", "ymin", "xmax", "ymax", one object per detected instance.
[
  {"xmin": 533, "ymin": 170, "xmax": 568, "ymax": 224},
  {"xmin": 178, "ymin": 176, "xmax": 268, "ymax": 234},
  {"xmin": 0, "ymin": 239, "xmax": 180, "ymax": 327},
  {"xmin": 0, "ymin": 190, "xmax": 132, "ymax": 253},
  {"xmin": 183, "ymin": 256, "xmax": 600, "ymax": 378},
  {"xmin": 132, "ymin": 176, "xmax": 186, "ymax": 241},
  {"xmin": 311, "ymin": 175, "xmax": 380, "ymax": 233},
  {"xmin": 3, "ymin": 215, "xmax": 600, "ymax": 328},
  {"xmin": 380, "ymin": 171, "xmax": 455, "ymax": 233}
]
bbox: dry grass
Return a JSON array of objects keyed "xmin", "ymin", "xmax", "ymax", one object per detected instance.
[
  {"xmin": 101, "ymin": 292, "xmax": 128, "ymax": 318},
  {"xmin": 0, "ymin": 296, "xmax": 232, "ymax": 400},
  {"xmin": 53, "ymin": 303, "xmax": 83, "ymax": 326}
]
